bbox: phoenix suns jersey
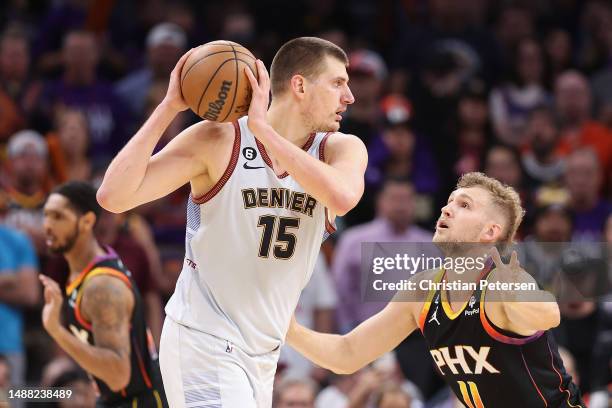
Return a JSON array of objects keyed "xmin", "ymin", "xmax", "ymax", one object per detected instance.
[
  {"xmin": 418, "ymin": 264, "xmax": 584, "ymax": 408},
  {"xmin": 165, "ymin": 116, "xmax": 336, "ymax": 355},
  {"xmin": 63, "ymin": 247, "xmax": 165, "ymax": 407}
]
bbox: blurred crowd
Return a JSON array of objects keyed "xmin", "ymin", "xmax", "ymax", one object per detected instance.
[{"xmin": 0, "ymin": 0, "xmax": 611, "ymax": 407}]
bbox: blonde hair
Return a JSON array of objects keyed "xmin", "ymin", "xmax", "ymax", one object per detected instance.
[{"xmin": 457, "ymin": 172, "xmax": 525, "ymax": 245}]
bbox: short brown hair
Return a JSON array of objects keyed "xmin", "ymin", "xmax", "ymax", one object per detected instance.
[
  {"xmin": 457, "ymin": 172, "xmax": 525, "ymax": 245},
  {"xmin": 270, "ymin": 37, "xmax": 348, "ymax": 97}
]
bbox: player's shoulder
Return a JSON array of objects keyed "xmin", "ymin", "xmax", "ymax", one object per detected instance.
[
  {"xmin": 81, "ymin": 271, "xmax": 133, "ymax": 300},
  {"xmin": 323, "ymin": 131, "xmax": 365, "ymax": 148},
  {"xmin": 320, "ymin": 131, "xmax": 367, "ymax": 160},
  {"xmin": 181, "ymin": 119, "xmax": 236, "ymax": 147},
  {"xmin": 80, "ymin": 272, "xmax": 134, "ymax": 319}
]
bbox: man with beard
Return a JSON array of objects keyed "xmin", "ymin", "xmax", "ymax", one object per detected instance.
[
  {"xmin": 39, "ymin": 181, "xmax": 167, "ymax": 407},
  {"xmin": 520, "ymin": 106, "xmax": 565, "ymax": 189},
  {"xmin": 288, "ymin": 172, "xmax": 585, "ymax": 407}
]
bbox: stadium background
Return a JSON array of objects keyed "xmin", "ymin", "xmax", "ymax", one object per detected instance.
[{"xmin": 0, "ymin": 0, "xmax": 610, "ymax": 407}]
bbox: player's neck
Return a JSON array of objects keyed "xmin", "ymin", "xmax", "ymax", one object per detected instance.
[
  {"xmin": 65, "ymin": 237, "xmax": 106, "ymax": 279},
  {"xmin": 445, "ymin": 266, "xmax": 482, "ymax": 283},
  {"xmin": 266, "ymin": 101, "xmax": 313, "ymax": 147}
]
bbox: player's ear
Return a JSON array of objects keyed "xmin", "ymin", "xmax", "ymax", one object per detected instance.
[
  {"xmin": 483, "ymin": 222, "xmax": 503, "ymax": 242},
  {"xmin": 81, "ymin": 211, "xmax": 96, "ymax": 231},
  {"xmin": 290, "ymin": 75, "xmax": 306, "ymax": 98}
]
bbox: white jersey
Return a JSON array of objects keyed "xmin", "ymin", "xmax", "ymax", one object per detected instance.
[{"xmin": 165, "ymin": 116, "xmax": 335, "ymax": 355}]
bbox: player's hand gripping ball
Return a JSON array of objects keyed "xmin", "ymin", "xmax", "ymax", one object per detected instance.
[{"xmin": 180, "ymin": 40, "xmax": 258, "ymax": 122}]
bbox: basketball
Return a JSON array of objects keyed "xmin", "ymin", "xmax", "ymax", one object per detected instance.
[{"xmin": 180, "ymin": 40, "xmax": 258, "ymax": 122}]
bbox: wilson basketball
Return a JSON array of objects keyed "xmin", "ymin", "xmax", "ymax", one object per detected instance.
[{"xmin": 180, "ymin": 40, "xmax": 258, "ymax": 122}]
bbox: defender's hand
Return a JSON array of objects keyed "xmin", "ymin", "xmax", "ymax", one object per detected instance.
[
  {"xmin": 163, "ymin": 47, "xmax": 197, "ymax": 113},
  {"xmin": 489, "ymin": 247, "xmax": 522, "ymax": 281},
  {"xmin": 40, "ymin": 274, "xmax": 64, "ymax": 337}
]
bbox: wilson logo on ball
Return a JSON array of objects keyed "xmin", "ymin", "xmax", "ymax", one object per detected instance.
[
  {"xmin": 180, "ymin": 40, "xmax": 257, "ymax": 122},
  {"xmin": 203, "ymin": 80, "xmax": 233, "ymax": 121}
]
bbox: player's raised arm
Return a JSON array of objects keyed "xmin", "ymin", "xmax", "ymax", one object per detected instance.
[
  {"xmin": 287, "ymin": 300, "xmax": 417, "ymax": 374},
  {"xmin": 97, "ymin": 48, "xmax": 224, "ymax": 213},
  {"xmin": 245, "ymin": 60, "xmax": 367, "ymax": 216}
]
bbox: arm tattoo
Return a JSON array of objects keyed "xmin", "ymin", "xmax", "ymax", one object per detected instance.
[{"xmin": 81, "ymin": 276, "xmax": 134, "ymax": 360}]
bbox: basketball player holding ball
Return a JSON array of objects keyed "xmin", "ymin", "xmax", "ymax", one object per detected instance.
[{"xmin": 97, "ymin": 37, "xmax": 367, "ymax": 407}]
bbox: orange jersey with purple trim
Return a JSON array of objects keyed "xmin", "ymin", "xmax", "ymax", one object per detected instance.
[
  {"xmin": 63, "ymin": 247, "xmax": 166, "ymax": 407},
  {"xmin": 418, "ymin": 266, "xmax": 584, "ymax": 408}
]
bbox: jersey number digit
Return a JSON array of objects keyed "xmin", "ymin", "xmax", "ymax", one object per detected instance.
[
  {"xmin": 457, "ymin": 381, "xmax": 485, "ymax": 408},
  {"xmin": 257, "ymin": 215, "xmax": 300, "ymax": 259}
]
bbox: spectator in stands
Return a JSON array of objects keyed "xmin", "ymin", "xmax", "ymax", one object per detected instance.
[
  {"xmin": 453, "ymin": 78, "xmax": 493, "ymax": 179},
  {"xmin": 1, "ymin": 130, "xmax": 52, "ymax": 252},
  {"xmin": 372, "ymin": 383, "xmax": 413, "ymax": 408},
  {"xmin": 365, "ymin": 94, "xmax": 439, "ymax": 224},
  {"xmin": 564, "ymin": 148, "xmax": 611, "ymax": 241},
  {"xmin": 47, "ymin": 108, "xmax": 91, "ymax": 182},
  {"xmin": 485, "ymin": 144, "xmax": 533, "ymax": 234},
  {"xmin": 519, "ymin": 203, "xmax": 573, "ymax": 289},
  {"xmin": 576, "ymin": 1, "xmax": 612, "ymax": 73},
  {"xmin": 489, "ymin": 37, "xmax": 549, "ymax": 145},
  {"xmin": 0, "ymin": 28, "xmax": 40, "ymax": 143},
  {"xmin": 341, "ymin": 49, "xmax": 387, "ymax": 147},
  {"xmin": 484, "ymin": 144, "xmax": 526, "ymax": 198},
  {"xmin": 606, "ymin": 213, "xmax": 612, "ymax": 243},
  {"xmin": 588, "ymin": 301, "xmax": 612, "ymax": 408},
  {"xmin": 38, "ymin": 30, "xmax": 127, "ymax": 168},
  {"xmin": 115, "ymin": 22, "xmax": 187, "ymax": 128},
  {"xmin": 544, "ymin": 28, "xmax": 573, "ymax": 86},
  {"xmin": 274, "ymin": 377, "xmax": 317, "ymax": 408},
  {"xmin": 554, "ymin": 70, "xmax": 612, "ymax": 174},
  {"xmin": 334, "ymin": 178, "xmax": 432, "ymax": 333},
  {"xmin": 0, "ymin": 355, "xmax": 10, "ymax": 404},
  {"xmin": 50, "ymin": 368, "xmax": 96, "ymax": 408},
  {"xmin": 0, "ymin": 225, "xmax": 39, "ymax": 406},
  {"xmin": 494, "ymin": 5, "xmax": 535, "ymax": 63},
  {"xmin": 371, "ymin": 352, "xmax": 424, "ymax": 406},
  {"xmin": 315, "ymin": 369, "xmax": 382, "ymax": 408},
  {"xmin": 410, "ymin": 48, "xmax": 465, "ymax": 198},
  {"xmin": 520, "ymin": 106, "xmax": 565, "ymax": 190},
  {"xmin": 40, "ymin": 353, "xmax": 77, "ymax": 388},
  {"xmin": 555, "ymin": 286, "xmax": 612, "ymax": 395}
]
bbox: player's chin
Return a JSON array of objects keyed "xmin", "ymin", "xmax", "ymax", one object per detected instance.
[
  {"xmin": 328, "ymin": 120, "xmax": 341, "ymax": 132},
  {"xmin": 432, "ymin": 232, "xmax": 450, "ymax": 244}
]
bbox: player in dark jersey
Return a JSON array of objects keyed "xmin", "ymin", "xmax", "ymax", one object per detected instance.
[
  {"xmin": 287, "ymin": 172, "xmax": 585, "ymax": 407},
  {"xmin": 39, "ymin": 181, "xmax": 167, "ymax": 408}
]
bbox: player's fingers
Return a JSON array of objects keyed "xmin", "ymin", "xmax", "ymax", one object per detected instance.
[
  {"xmin": 258, "ymin": 59, "xmax": 270, "ymax": 89},
  {"xmin": 41, "ymin": 275, "xmax": 61, "ymax": 293},
  {"xmin": 256, "ymin": 60, "xmax": 269, "ymax": 91},
  {"xmin": 489, "ymin": 246, "xmax": 503, "ymax": 269},
  {"xmin": 39, "ymin": 274, "xmax": 51, "ymax": 287},
  {"xmin": 176, "ymin": 47, "xmax": 196, "ymax": 69},
  {"xmin": 244, "ymin": 65, "xmax": 258, "ymax": 91},
  {"xmin": 42, "ymin": 286, "xmax": 53, "ymax": 303},
  {"xmin": 510, "ymin": 250, "xmax": 519, "ymax": 268}
]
